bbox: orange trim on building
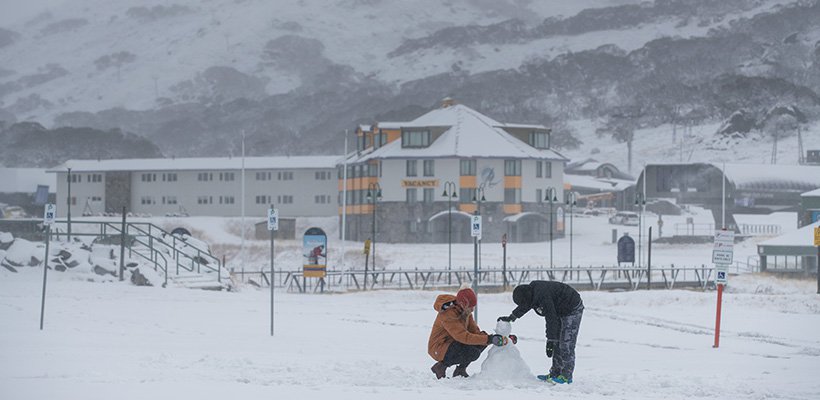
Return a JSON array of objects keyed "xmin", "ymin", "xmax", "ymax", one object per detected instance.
[
  {"xmin": 383, "ymin": 129, "xmax": 401, "ymax": 143},
  {"xmin": 563, "ymin": 182, "xmax": 571, "ymax": 190},
  {"xmin": 503, "ymin": 204, "xmax": 522, "ymax": 214},
  {"xmin": 504, "ymin": 176, "xmax": 522, "ymax": 188},
  {"xmin": 460, "ymin": 176, "xmax": 477, "ymax": 188},
  {"xmin": 459, "ymin": 204, "xmax": 477, "ymax": 213}
]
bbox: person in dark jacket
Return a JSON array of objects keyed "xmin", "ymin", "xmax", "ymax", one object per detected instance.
[{"xmin": 498, "ymin": 281, "xmax": 584, "ymax": 384}]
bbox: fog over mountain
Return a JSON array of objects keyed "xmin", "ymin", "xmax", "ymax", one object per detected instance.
[{"xmin": 0, "ymin": 0, "xmax": 818, "ymax": 168}]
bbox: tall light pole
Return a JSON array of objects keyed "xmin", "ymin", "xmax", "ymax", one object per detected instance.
[
  {"xmin": 442, "ymin": 181, "xmax": 457, "ymax": 285},
  {"xmin": 545, "ymin": 186, "xmax": 558, "ymax": 269},
  {"xmin": 66, "ymin": 167, "xmax": 72, "ymax": 242},
  {"xmin": 635, "ymin": 191, "xmax": 646, "ymax": 268},
  {"xmin": 565, "ymin": 191, "xmax": 577, "ymax": 269},
  {"xmin": 471, "ymin": 185, "xmax": 485, "ymax": 321},
  {"xmin": 366, "ymin": 182, "xmax": 382, "ymax": 289},
  {"xmin": 240, "ymin": 129, "xmax": 246, "ymax": 271},
  {"xmin": 341, "ymin": 130, "xmax": 349, "ymax": 272}
]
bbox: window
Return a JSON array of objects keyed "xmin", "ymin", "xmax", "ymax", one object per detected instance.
[
  {"xmin": 529, "ymin": 131, "xmax": 550, "ymax": 149},
  {"xmin": 256, "ymin": 171, "xmax": 272, "ymax": 181},
  {"xmin": 162, "ymin": 173, "xmax": 177, "ymax": 182},
  {"xmin": 504, "ymin": 160, "xmax": 521, "ymax": 176},
  {"xmin": 87, "ymin": 174, "xmax": 102, "ymax": 183},
  {"xmin": 406, "ymin": 160, "xmax": 417, "ymax": 177},
  {"xmin": 162, "ymin": 196, "xmax": 178, "ymax": 205},
  {"xmin": 255, "ymin": 195, "xmax": 272, "ymax": 204},
  {"xmin": 278, "ymin": 171, "xmax": 293, "ymax": 181},
  {"xmin": 406, "ymin": 188, "xmax": 417, "ymax": 203},
  {"xmin": 90, "ymin": 196, "xmax": 102, "ymax": 202},
  {"xmin": 504, "ymin": 188, "xmax": 521, "ymax": 204},
  {"xmin": 277, "ymin": 195, "xmax": 293, "ymax": 204},
  {"xmin": 536, "ymin": 161, "xmax": 543, "ymax": 178},
  {"xmin": 423, "ymin": 160, "xmax": 435, "ymax": 177},
  {"xmin": 69, "ymin": 196, "xmax": 76, "ymax": 205},
  {"xmin": 69, "ymin": 174, "xmax": 81, "ymax": 183},
  {"xmin": 140, "ymin": 196, "xmax": 156, "ymax": 205},
  {"xmin": 401, "ymin": 129, "xmax": 431, "ymax": 148},
  {"xmin": 408, "ymin": 220, "xmax": 419, "ymax": 233},
  {"xmin": 459, "ymin": 188, "xmax": 473, "ymax": 204},
  {"xmin": 536, "ymin": 189, "xmax": 543, "ymax": 204},
  {"xmin": 373, "ymin": 131, "xmax": 387, "ymax": 149},
  {"xmin": 315, "ymin": 171, "xmax": 332, "ymax": 180},
  {"xmin": 544, "ymin": 162, "xmax": 552, "ymax": 178},
  {"xmin": 197, "ymin": 196, "xmax": 212, "ymax": 205},
  {"xmin": 460, "ymin": 160, "xmax": 476, "ymax": 176},
  {"xmin": 368, "ymin": 163, "xmax": 379, "ymax": 177},
  {"xmin": 219, "ymin": 172, "xmax": 235, "ymax": 181},
  {"xmin": 219, "ymin": 196, "xmax": 235, "ymax": 205},
  {"xmin": 423, "ymin": 188, "xmax": 434, "ymax": 204},
  {"xmin": 314, "ymin": 195, "xmax": 332, "ymax": 204},
  {"xmin": 141, "ymin": 173, "xmax": 157, "ymax": 182},
  {"xmin": 197, "ymin": 172, "xmax": 213, "ymax": 181}
]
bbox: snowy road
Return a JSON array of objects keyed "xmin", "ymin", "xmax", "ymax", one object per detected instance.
[{"xmin": 1, "ymin": 269, "xmax": 819, "ymax": 400}]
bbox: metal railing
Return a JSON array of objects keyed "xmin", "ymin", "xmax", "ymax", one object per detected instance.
[
  {"xmin": 231, "ymin": 264, "xmax": 722, "ymax": 293},
  {"xmin": 50, "ymin": 220, "xmax": 223, "ymax": 285}
]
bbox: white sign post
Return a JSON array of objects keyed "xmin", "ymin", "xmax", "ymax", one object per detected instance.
[
  {"xmin": 268, "ymin": 207, "xmax": 278, "ymax": 336},
  {"xmin": 471, "ymin": 215, "xmax": 482, "ymax": 238}
]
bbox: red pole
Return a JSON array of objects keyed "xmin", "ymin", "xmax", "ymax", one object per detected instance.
[{"xmin": 713, "ymin": 283, "xmax": 724, "ymax": 348}]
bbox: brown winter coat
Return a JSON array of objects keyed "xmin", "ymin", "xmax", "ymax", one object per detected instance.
[{"xmin": 427, "ymin": 294, "xmax": 489, "ymax": 361}]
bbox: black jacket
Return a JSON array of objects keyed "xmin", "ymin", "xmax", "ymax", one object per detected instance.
[{"xmin": 511, "ymin": 281, "xmax": 581, "ymax": 341}]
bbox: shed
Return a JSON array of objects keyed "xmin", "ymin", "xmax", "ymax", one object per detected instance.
[{"xmin": 757, "ymin": 220, "xmax": 819, "ymax": 273}]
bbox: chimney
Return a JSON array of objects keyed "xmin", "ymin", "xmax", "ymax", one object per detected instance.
[{"xmin": 441, "ymin": 97, "xmax": 456, "ymax": 108}]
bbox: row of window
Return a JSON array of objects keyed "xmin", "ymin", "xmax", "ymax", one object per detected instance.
[
  {"xmin": 406, "ymin": 160, "xmax": 435, "ymax": 177},
  {"xmin": 134, "ymin": 171, "xmax": 333, "ymax": 183},
  {"xmin": 68, "ymin": 174, "xmax": 102, "ymax": 183}
]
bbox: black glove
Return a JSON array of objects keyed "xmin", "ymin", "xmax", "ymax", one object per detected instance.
[
  {"xmin": 546, "ymin": 341, "xmax": 555, "ymax": 358},
  {"xmin": 487, "ymin": 334, "xmax": 505, "ymax": 346},
  {"xmin": 497, "ymin": 315, "xmax": 516, "ymax": 322}
]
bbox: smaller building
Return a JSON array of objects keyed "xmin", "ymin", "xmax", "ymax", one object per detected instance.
[
  {"xmin": 564, "ymin": 158, "xmax": 634, "ymax": 210},
  {"xmin": 757, "ymin": 221, "xmax": 819, "ymax": 274},
  {"xmin": 0, "ymin": 168, "xmax": 55, "ymax": 217},
  {"xmin": 799, "ymin": 188, "xmax": 820, "ymax": 228}
]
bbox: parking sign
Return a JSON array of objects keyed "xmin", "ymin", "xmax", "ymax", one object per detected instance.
[
  {"xmin": 471, "ymin": 215, "xmax": 482, "ymax": 238},
  {"xmin": 267, "ymin": 208, "xmax": 279, "ymax": 231},
  {"xmin": 43, "ymin": 204, "xmax": 56, "ymax": 225}
]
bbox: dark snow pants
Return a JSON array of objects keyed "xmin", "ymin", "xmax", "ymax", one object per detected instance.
[
  {"xmin": 443, "ymin": 342, "xmax": 486, "ymax": 367},
  {"xmin": 549, "ymin": 301, "xmax": 584, "ymax": 380}
]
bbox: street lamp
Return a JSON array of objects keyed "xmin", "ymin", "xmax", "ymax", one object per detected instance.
[
  {"xmin": 441, "ymin": 181, "xmax": 457, "ymax": 285},
  {"xmin": 66, "ymin": 167, "xmax": 72, "ymax": 242},
  {"xmin": 545, "ymin": 186, "xmax": 558, "ymax": 270},
  {"xmin": 565, "ymin": 191, "xmax": 577, "ymax": 269},
  {"xmin": 471, "ymin": 185, "xmax": 486, "ymax": 320},
  {"xmin": 635, "ymin": 192, "xmax": 646, "ymax": 267},
  {"xmin": 365, "ymin": 182, "xmax": 382, "ymax": 289}
]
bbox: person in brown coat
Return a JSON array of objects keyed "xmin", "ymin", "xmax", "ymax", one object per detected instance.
[{"xmin": 427, "ymin": 286, "xmax": 505, "ymax": 379}]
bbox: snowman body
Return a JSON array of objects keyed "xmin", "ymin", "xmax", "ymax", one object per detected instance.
[{"xmin": 476, "ymin": 321, "xmax": 532, "ymax": 381}]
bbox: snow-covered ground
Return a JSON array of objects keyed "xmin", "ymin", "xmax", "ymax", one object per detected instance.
[{"xmin": 1, "ymin": 266, "xmax": 818, "ymax": 400}]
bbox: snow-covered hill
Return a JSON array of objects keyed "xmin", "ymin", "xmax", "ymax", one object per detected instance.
[{"xmin": 1, "ymin": 0, "xmax": 818, "ymax": 166}]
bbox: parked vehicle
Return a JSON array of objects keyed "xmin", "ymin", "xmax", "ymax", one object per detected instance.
[{"xmin": 609, "ymin": 211, "xmax": 640, "ymax": 226}]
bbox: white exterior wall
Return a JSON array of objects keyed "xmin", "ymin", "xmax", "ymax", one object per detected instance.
[
  {"xmin": 55, "ymin": 168, "xmax": 338, "ymax": 218},
  {"xmin": 521, "ymin": 159, "xmax": 564, "ymax": 203},
  {"xmin": 55, "ymin": 172, "xmax": 106, "ymax": 217}
]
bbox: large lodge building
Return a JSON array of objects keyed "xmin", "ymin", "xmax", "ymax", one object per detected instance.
[{"xmin": 340, "ymin": 98, "xmax": 568, "ymax": 243}]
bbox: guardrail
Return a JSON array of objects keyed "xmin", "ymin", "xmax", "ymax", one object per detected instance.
[{"xmin": 232, "ymin": 264, "xmax": 721, "ymax": 293}]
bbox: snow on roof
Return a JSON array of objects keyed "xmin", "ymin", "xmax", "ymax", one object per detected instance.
[
  {"xmin": 48, "ymin": 156, "xmax": 344, "ymax": 173},
  {"xmin": 722, "ymin": 163, "xmax": 820, "ymax": 191},
  {"xmin": 0, "ymin": 168, "xmax": 56, "ymax": 193},
  {"xmin": 758, "ymin": 220, "xmax": 820, "ymax": 247},
  {"xmin": 801, "ymin": 188, "xmax": 820, "ymax": 197},
  {"xmin": 427, "ymin": 208, "xmax": 473, "ymax": 221},
  {"xmin": 646, "ymin": 163, "xmax": 820, "ymax": 192},
  {"xmin": 355, "ymin": 104, "xmax": 567, "ymax": 161},
  {"xmin": 358, "ymin": 124, "xmax": 372, "ymax": 132},
  {"xmin": 565, "ymin": 174, "xmax": 634, "ymax": 192},
  {"xmin": 377, "ymin": 122, "xmax": 405, "ymax": 129}
]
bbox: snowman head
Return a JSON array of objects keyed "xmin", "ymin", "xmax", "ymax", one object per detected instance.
[{"xmin": 495, "ymin": 320, "xmax": 512, "ymax": 336}]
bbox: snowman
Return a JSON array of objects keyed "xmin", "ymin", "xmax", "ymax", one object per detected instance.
[{"xmin": 474, "ymin": 320, "xmax": 532, "ymax": 381}]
